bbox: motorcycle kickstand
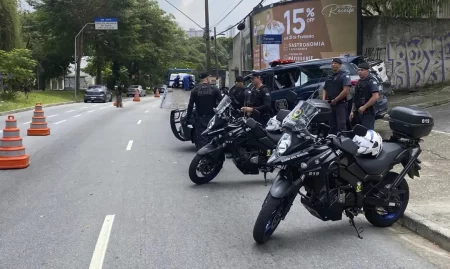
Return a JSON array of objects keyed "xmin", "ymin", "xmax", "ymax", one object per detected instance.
[
  {"xmin": 264, "ymin": 172, "xmax": 268, "ymax": 186},
  {"xmin": 345, "ymin": 210, "xmax": 364, "ymax": 239}
]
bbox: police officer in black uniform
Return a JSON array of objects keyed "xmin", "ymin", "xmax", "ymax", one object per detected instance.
[
  {"xmin": 322, "ymin": 58, "xmax": 352, "ymax": 134},
  {"xmin": 185, "ymin": 72, "xmax": 222, "ymax": 149},
  {"xmin": 228, "ymin": 76, "xmax": 246, "ymax": 109},
  {"xmin": 350, "ymin": 62, "xmax": 380, "ymax": 130},
  {"xmin": 241, "ymin": 72, "xmax": 272, "ymax": 125}
]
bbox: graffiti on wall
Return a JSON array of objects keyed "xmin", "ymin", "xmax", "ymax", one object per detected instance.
[
  {"xmin": 364, "ymin": 47, "xmax": 386, "ymax": 61},
  {"xmin": 386, "ymin": 33, "xmax": 450, "ymax": 89}
]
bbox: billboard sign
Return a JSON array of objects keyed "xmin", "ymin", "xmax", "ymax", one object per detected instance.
[{"xmin": 251, "ymin": 0, "xmax": 358, "ymax": 69}]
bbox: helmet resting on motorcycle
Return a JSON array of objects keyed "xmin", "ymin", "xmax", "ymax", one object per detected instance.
[{"xmin": 352, "ymin": 129, "xmax": 383, "ymax": 157}]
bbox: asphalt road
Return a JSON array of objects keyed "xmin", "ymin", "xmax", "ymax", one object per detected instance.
[
  {"xmin": 0, "ymin": 95, "xmax": 449, "ymax": 269},
  {"xmin": 425, "ymin": 103, "xmax": 450, "ymax": 133}
]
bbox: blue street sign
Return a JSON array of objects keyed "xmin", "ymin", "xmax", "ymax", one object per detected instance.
[
  {"xmin": 94, "ymin": 18, "xmax": 118, "ymax": 30},
  {"xmin": 95, "ymin": 18, "xmax": 118, "ymax": 22},
  {"xmin": 257, "ymin": 34, "xmax": 283, "ymax": 45}
]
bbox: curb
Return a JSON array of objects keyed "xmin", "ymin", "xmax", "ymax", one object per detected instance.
[
  {"xmin": 0, "ymin": 101, "xmax": 81, "ymax": 116},
  {"xmin": 399, "ymin": 211, "xmax": 450, "ymax": 252},
  {"xmin": 389, "ymin": 97, "xmax": 450, "ymax": 110}
]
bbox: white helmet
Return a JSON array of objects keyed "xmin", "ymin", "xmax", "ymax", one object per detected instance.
[
  {"xmin": 352, "ymin": 129, "xmax": 383, "ymax": 157},
  {"xmin": 265, "ymin": 116, "xmax": 281, "ymax": 131}
]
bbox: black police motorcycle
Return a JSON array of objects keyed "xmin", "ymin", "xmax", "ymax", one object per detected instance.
[
  {"xmin": 252, "ymin": 99, "xmax": 433, "ymax": 244},
  {"xmin": 188, "ymin": 94, "xmax": 294, "ymax": 185}
]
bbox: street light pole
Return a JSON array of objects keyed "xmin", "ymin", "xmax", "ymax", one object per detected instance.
[
  {"xmin": 74, "ymin": 23, "xmax": 94, "ymax": 99},
  {"xmin": 204, "ymin": 0, "xmax": 211, "ymax": 73},
  {"xmin": 214, "ymin": 27, "xmax": 219, "ymax": 80}
]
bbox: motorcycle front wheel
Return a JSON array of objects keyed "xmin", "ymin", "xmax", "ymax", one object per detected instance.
[
  {"xmin": 253, "ymin": 194, "xmax": 288, "ymax": 244},
  {"xmin": 188, "ymin": 154, "xmax": 223, "ymax": 185}
]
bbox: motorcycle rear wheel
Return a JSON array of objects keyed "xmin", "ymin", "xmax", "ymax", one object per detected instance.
[
  {"xmin": 253, "ymin": 194, "xmax": 287, "ymax": 244},
  {"xmin": 188, "ymin": 154, "xmax": 223, "ymax": 185},
  {"xmin": 364, "ymin": 172, "xmax": 410, "ymax": 227}
]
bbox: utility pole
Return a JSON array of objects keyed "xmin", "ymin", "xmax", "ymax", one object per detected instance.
[
  {"xmin": 204, "ymin": 0, "xmax": 211, "ymax": 74},
  {"xmin": 214, "ymin": 27, "xmax": 219, "ymax": 80}
]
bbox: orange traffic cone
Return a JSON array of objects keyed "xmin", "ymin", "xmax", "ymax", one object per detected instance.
[
  {"xmin": 133, "ymin": 89, "xmax": 141, "ymax": 102},
  {"xmin": 154, "ymin": 89, "xmax": 160, "ymax": 98},
  {"xmin": 0, "ymin": 115, "xmax": 30, "ymax": 169},
  {"xmin": 27, "ymin": 103, "xmax": 50, "ymax": 136},
  {"xmin": 113, "ymin": 101, "xmax": 117, "ymax": 106}
]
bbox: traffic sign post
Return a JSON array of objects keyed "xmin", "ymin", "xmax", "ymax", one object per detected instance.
[
  {"xmin": 74, "ymin": 18, "xmax": 119, "ymax": 99},
  {"xmin": 94, "ymin": 18, "xmax": 118, "ymax": 30}
]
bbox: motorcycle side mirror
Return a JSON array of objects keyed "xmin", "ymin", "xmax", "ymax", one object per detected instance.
[
  {"xmin": 245, "ymin": 118, "xmax": 258, "ymax": 129},
  {"xmin": 286, "ymin": 91, "xmax": 297, "ymax": 104},
  {"xmin": 353, "ymin": 124, "xmax": 368, "ymax": 136}
]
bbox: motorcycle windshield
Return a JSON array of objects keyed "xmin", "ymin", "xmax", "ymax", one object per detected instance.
[
  {"xmin": 282, "ymin": 100, "xmax": 320, "ymax": 132},
  {"xmin": 215, "ymin": 95, "xmax": 231, "ymax": 115}
]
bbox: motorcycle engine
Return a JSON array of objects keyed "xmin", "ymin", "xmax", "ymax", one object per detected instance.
[{"xmin": 232, "ymin": 147, "xmax": 261, "ymax": 175}]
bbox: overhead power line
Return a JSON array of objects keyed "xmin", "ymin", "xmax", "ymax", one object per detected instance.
[
  {"xmin": 165, "ymin": 0, "xmax": 204, "ymax": 29},
  {"xmin": 217, "ymin": 0, "xmax": 266, "ymax": 36},
  {"xmin": 211, "ymin": 0, "xmax": 239, "ymax": 27},
  {"xmin": 213, "ymin": 0, "xmax": 244, "ymax": 28}
]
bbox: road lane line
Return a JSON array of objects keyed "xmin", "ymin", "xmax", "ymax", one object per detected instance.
[
  {"xmin": 54, "ymin": 120, "xmax": 66, "ymax": 125},
  {"xmin": 100, "ymin": 106, "xmax": 108, "ymax": 110},
  {"xmin": 432, "ymin": 129, "xmax": 450, "ymax": 136},
  {"xmin": 92, "ymin": 104, "xmax": 99, "ymax": 107},
  {"xmin": 137, "ymin": 120, "xmax": 142, "ymax": 125},
  {"xmin": 47, "ymin": 114, "xmax": 58, "ymax": 118},
  {"xmin": 66, "ymin": 110, "xmax": 76, "ymax": 113},
  {"xmin": 74, "ymin": 114, "xmax": 82, "ymax": 118},
  {"xmin": 89, "ymin": 215, "xmax": 115, "ymax": 269},
  {"xmin": 126, "ymin": 140, "xmax": 133, "ymax": 150},
  {"xmin": 80, "ymin": 107, "xmax": 88, "ymax": 109},
  {"xmin": 23, "ymin": 121, "xmax": 31, "ymax": 125},
  {"xmin": 88, "ymin": 110, "xmax": 95, "ymax": 113},
  {"xmin": 145, "ymin": 110, "xmax": 149, "ymax": 113}
]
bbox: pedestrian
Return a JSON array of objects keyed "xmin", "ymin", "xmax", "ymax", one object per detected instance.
[
  {"xmin": 322, "ymin": 58, "xmax": 352, "ymax": 134},
  {"xmin": 228, "ymin": 76, "xmax": 247, "ymax": 109},
  {"xmin": 240, "ymin": 72, "xmax": 272, "ymax": 125},
  {"xmin": 115, "ymin": 83, "xmax": 123, "ymax": 108},
  {"xmin": 183, "ymin": 74, "xmax": 190, "ymax": 91},
  {"xmin": 349, "ymin": 62, "xmax": 380, "ymax": 130},
  {"xmin": 184, "ymin": 72, "xmax": 222, "ymax": 149}
]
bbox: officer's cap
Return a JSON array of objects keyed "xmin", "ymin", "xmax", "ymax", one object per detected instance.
[
  {"xmin": 331, "ymin": 58, "xmax": 342, "ymax": 64},
  {"xmin": 199, "ymin": 72, "xmax": 210, "ymax": 79},
  {"xmin": 250, "ymin": 71, "xmax": 264, "ymax": 78},
  {"xmin": 235, "ymin": 76, "xmax": 244, "ymax": 82},
  {"xmin": 358, "ymin": 62, "xmax": 370, "ymax": 70}
]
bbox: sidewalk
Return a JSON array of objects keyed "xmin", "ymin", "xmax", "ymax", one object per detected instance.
[{"xmin": 375, "ymin": 85, "xmax": 450, "ymax": 252}]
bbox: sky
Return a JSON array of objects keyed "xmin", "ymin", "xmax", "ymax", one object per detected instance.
[
  {"xmin": 19, "ymin": 0, "xmax": 280, "ymax": 36},
  {"xmin": 156, "ymin": 0, "xmax": 280, "ymax": 34}
]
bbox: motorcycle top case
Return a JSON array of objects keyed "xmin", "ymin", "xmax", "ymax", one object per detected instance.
[
  {"xmin": 307, "ymin": 99, "xmax": 332, "ymax": 123},
  {"xmin": 388, "ymin": 106, "xmax": 434, "ymax": 139}
]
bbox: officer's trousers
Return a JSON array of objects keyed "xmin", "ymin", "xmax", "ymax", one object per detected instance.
[
  {"xmin": 353, "ymin": 111, "xmax": 375, "ymax": 130},
  {"xmin": 329, "ymin": 102, "xmax": 348, "ymax": 135},
  {"xmin": 194, "ymin": 115, "xmax": 213, "ymax": 150},
  {"xmin": 116, "ymin": 94, "xmax": 123, "ymax": 107}
]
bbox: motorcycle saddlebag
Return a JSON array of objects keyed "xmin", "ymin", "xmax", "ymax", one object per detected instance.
[{"xmin": 388, "ymin": 106, "xmax": 434, "ymax": 139}]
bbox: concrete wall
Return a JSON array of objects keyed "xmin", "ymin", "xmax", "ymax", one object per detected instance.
[{"xmin": 363, "ymin": 17, "xmax": 450, "ymax": 89}]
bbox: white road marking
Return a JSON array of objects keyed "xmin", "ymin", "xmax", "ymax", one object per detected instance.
[
  {"xmin": 23, "ymin": 121, "xmax": 31, "ymax": 125},
  {"xmin": 80, "ymin": 107, "xmax": 88, "ymax": 109},
  {"xmin": 47, "ymin": 114, "xmax": 58, "ymax": 118},
  {"xmin": 126, "ymin": 140, "xmax": 133, "ymax": 151},
  {"xmin": 137, "ymin": 120, "xmax": 142, "ymax": 125},
  {"xmin": 432, "ymin": 129, "xmax": 450, "ymax": 136},
  {"xmin": 152, "ymin": 104, "xmax": 157, "ymax": 108},
  {"xmin": 92, "ymin": 104, "xmax": 99, "ymax": 107},
  {"xmin": 88, "ymin": 110, "xmax": 95, "ymax": 113},
  {"xmin": 74, "ymin": 114, "xmax": 82, "ymax": 118},
  {"xmin": 100, "ymin": 106, "xmax": 108, "ymax": 110},
  {"xmin": 89, "ymin": 215, "xmax": 115, "ymax": 269},
  {"xmin": 54, "ymin": 120, "xmax": 66, "ymax": 125},
  {"xmin": 66, "ymin": 110, "xmax": 75, "ymax": 113},
  {"xmin": 145, "ymin": 110, "xmax": 149, "ymax": 113}
]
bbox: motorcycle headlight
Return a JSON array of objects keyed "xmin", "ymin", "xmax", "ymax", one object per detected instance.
[
  {"xmin": 276, "ymin": 133, "xmax": 291, "ymax": 154},
  {"xmin": 207, "ymin": 117, "xmax": 216, "ymax": 129}
]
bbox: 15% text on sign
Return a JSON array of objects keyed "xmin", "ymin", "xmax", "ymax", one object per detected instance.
[{"xmin": 283, "ymin": 7, "xmax": 315, "ymax": 35}]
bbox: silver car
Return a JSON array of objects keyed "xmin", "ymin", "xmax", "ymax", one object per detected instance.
[
  {"xmin": 126, "ymin": 85, "xmax": 146, "ymax": 97},
  {"xmin": 84, "ymin": 85, "xmax": 113, "ymax": 103}
]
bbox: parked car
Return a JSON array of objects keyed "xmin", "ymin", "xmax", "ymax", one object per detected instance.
[
  {"xmin": 84, "ymin": 85, "xmax": 113, "ymax": 103},
  {"xmin": 241, "ymin": 55, "xmax": 390, "ymax": 120},
  {"xmin": 126, "ymin": 85, "xmax": 146, "ymax": 97},
  {"xmin": 154, "ymin": 84, "xmax": 167, "ymax": 94}
]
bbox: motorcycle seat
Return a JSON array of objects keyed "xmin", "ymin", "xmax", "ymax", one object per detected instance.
[
  {"xmin": 355, "ymin": 142, "xmax": 404, "ymax": 175},
  {"xmin": 266, "ymin": 130, "xmax": 283, "ymax": 143}
]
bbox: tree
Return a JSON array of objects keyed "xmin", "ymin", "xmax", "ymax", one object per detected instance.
[
  {"xmin": 0, "ymin": 48, "xmax": 36, "ymax": 98},
  {"xmin": 0, "ymin": 0, "xmax": 22, "ymax": 50},
  {"xmin": 362, "ymin": 0, "xmax": 450, "ymax": 18}
]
